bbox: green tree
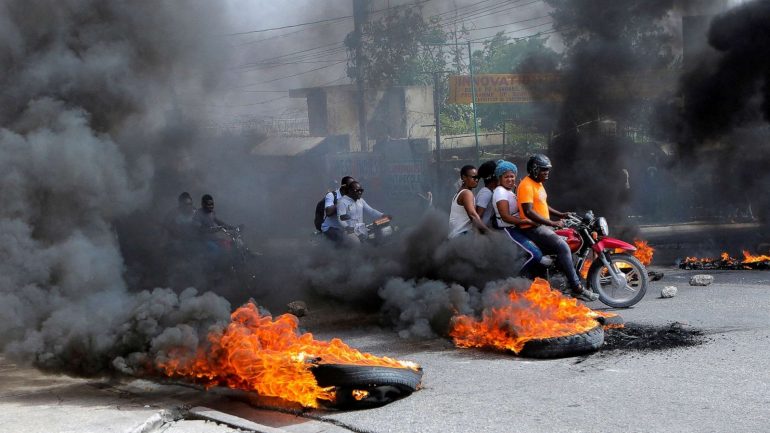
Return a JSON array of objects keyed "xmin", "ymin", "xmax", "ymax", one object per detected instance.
[
  {"xmin": 345, "ymin": 6, "xmax": 447, "ymax": 87},
  {"xmin": 466, "ymin": 32, "xmax": 562, "ymax": 154}
]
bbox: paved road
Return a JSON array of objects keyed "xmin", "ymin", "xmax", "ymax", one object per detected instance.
[{"xmin": 2, "ymin": 265, "xmax": 769, "ymax": 433}]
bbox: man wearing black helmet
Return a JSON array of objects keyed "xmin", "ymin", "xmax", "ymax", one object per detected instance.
[{"xmin": 517, "ymin": 154, "xmax": 599, "ymax": 302}]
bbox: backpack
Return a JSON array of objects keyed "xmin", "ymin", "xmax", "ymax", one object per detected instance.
[{"xmin": 314, "ymin": 191, "xmax": 338, "ymax": 231}]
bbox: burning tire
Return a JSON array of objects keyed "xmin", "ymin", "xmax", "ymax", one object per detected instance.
[
  {"xmin": 594, "ymin": 314, "xmax": 625, "ymax": 327},
  {"xmin": 310, "ymin": 364, "xmax": 423, "ymax": 409},
  {"xmin": 518, "ymin": 324, "xmax": 604, "ymax": 359},
  {"xmin": 588, "ymin": 253, "xmax": 649, "ymax": 308}
]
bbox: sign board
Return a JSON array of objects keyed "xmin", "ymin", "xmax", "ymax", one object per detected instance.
[
  {"xmin": 448, "ymin": 73, "xmax": 561, "ymax": 104},
  {"xmin": 447, "ymin": 71, "xmax": 678, "ymax": 104}
]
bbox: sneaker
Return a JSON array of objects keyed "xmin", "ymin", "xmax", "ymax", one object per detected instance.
[
  {"xmin": 539, "ymin": 256, "xmax": 554, "ymax": 267},
  {"xmin": 571, "ymin": 285, "xmax": 599, "ymax": 302}
]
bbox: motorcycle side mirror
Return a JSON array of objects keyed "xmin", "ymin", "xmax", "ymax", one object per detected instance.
[{"xmin": 583, "ymin": 210, "xmax": 594, "ymax": 222}]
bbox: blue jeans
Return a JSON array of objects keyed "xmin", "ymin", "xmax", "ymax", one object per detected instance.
[
  {"xmin": 502, "ymin": 226, "xmax": 543, "ymax": 278},
  {"xmin": 523, "ymin": 225, "xmax": 581, "ymax": 290}
]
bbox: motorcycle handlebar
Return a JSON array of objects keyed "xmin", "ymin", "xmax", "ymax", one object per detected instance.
[{"xmin": 563, "ymin": 215, "xmax": 582, "ymax": 228}]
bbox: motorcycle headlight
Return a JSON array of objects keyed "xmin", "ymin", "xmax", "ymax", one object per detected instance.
[{"xmin": 597, "ymin": 217, "xmax": 609, "ymax": 236}]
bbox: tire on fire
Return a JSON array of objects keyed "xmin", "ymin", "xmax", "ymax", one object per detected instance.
[
  {"xmin": 518, "ymin": 324, "xmax": 604, "ymax": 359},
  {"xmin": 310, "ymin": 364, "xmax": 423, "ymax": 409},
  {"xmin": 594, "ymin": 314, "xmax": 625, "ymax": 327},
  {"xmin": 588, "ymin": 253, "xmax": 649, "ymax": 308}
]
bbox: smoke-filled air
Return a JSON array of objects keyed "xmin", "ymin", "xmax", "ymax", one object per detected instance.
[{"xmin": 1, "ymin": 0, "xmax": 769, "ymax": 381}]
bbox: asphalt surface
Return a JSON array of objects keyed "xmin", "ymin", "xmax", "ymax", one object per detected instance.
[
  {"xmin": 2, "ymin": 223, "xmax": 770, "ymax": 433},
  {"xmin": 3, "ymin": 266, "xmax": 769, "ymax": 433}
]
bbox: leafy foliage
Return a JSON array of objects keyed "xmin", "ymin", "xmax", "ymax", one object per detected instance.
[{"xmin": 345, "ymin": 6, "xmax": 447, "ymax": 87}]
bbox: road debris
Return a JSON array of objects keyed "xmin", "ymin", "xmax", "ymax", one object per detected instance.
[
  {"xmin": 660, "ymin": 286, "xmax": 678, "ymax": 298},
  {"xmin": 689, "ymin": 275, "xmax": 714, "ymax": 286}
]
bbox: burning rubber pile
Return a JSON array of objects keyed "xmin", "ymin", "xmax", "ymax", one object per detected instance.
[
  {"xmin": 450, "ymin": 278, "xmax": 618, "ymax": 358},
  {"xmin": 158, "ymin": 303, "xmax": 422, "ymax": 409},
  {"xmin": 680, "ymin": 251, "xmax": 770, "ymax": 270}
]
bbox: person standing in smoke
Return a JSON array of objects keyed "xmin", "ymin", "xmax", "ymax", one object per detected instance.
[
  {"xmin": 491, "ymin": 160, "xmax": 549, "ymax": 277},
  {"xmin": 321, "ymin": 176, "xmax": 355, "ymax": 244},
  {"xmin": 474, "ymin": 160, "xmax": 499, "ymax": 228},
  {"xmin": 448, "ymin": 165, "xmax": 489, "ymax": 238},
  {"xmin": 164, "ymin": 192, "xmax": 197, "ymax": 242},
  {"xmin": 517, "ymin": 154, "xmax": 598, "ymax": 302},
  {"xmin": 337, "ymin": 181, "xmax": 387, "ymax": 242}
]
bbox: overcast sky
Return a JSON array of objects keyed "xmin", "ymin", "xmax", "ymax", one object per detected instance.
[{"xmin": 205, "ymin": 0, "xmax": 556, "ymax": 123}]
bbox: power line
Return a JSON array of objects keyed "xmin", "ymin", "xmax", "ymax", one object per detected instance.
[
  {"xmin": 219, "ymin": 74, "xmax": 350, "ymax": 107},
  {"xmin": 234, "ymin": 60, "xmax": 348, "ymax": 88},
  {"xmin": 229, "ymin": 15, "xmax": 352, "ymax": 36},
  {"xmin": 235, "ymin": 41, "xmax": 345, "ymax": 69},
  {"xmin": 469, "ymin": 21, "xmax": 555, "ymax": 41},
  {"xmin": 438, "ymin": 0, "xmax": 544, "ymax": 29},
  {"xmin": 431, "ymin": 0, "xmax": 504, "ymax": 19},
  {"xmin": 463, "ymin": 14, "xmax": 550, "ymax": 33},
  {"xmin": 229, "ymin": 0, "xmax": 431, "ymax": 39},
  {"xmin": 232, "ymin": 58, "xmax": 348, "ymax": 73}
]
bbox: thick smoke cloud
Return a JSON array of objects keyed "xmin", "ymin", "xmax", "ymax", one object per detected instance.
[
  {"xmin": 0, "ymin": 0, "xmax": 234, "ymax": 375},
  {"xmin": 4, "ymin": 0, "xmax": 669, "ymax": 381},
  {"xmin": 542, "ymin": 0, "xmax": 676, "ymax": 223},
  {"xmin": 297, "ymin": 210, "xmax": 530, "ymax": 337},
  {"xmin": 678, "ymin": 0, "xmax": 770, "ymax": 145},
  {"xmin": 673, "ymin": 0, "xmax": 770, "ymax": 227}
]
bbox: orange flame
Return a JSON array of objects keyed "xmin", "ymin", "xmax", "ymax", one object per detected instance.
[
  {"xmin": 633, "ymin": 239, "xmax": 654, "ymax": 266},
  {"xmin": 157, "ymin": 303, "xmax": 418, "ymax": 408},
  {"xmin": 741, "ymin": 250, "xmax": 770, "ymax": 263},
  {"xmin": 581, "ymin": 239, "xmax": 653, "ymax": 279},
  {"xmin": 579, "ymin": 259, "xmax": 593, "ymax": 279},
  {"xmin": 684, "ymin": 251, "xmax": 770, "ymax": 266},
  {"xmin": 449, "ymin": 278, "xmax": 610, "ymax": 354}
]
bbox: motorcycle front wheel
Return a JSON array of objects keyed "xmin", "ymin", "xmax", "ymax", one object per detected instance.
[{"xmin": 587, "ymin": 252, "xmax": 649, "ymax": 308}]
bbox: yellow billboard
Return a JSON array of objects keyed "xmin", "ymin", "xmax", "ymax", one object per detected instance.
[{"xmin": 447, "ymin": 73, "xmax": 562, "ymax": 104}]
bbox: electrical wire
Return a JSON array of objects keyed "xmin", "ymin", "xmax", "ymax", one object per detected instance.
[
  {"xmin": 469, "ymin": 21, "xmax": 556, "ymax": 41},
  {"xmin": 233, "ymin": 60, "xmax": 348, "ymax": 88},
  {"xmin": 228, "ymin": 15, "xmax": 352, "ymax": 36}
]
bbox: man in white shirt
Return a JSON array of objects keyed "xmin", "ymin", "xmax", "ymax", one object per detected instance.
[
  {"xmin": 321, "ymin": 176, "xmax": 355, "ymax": 243},
  {"xmin": 337, "ymin": 181, "xmax": 385, "ymax": 242}
]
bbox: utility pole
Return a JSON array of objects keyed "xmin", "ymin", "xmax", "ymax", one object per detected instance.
[
  {"xmin": 501, "ymin": 120, "xmax": 506, "ymax": 159},
  {"xmin": 467, "ymin": 41, "xmax": 480, "ymax": 166},
  {"xmin": 353, "ymin": 0, "xmax": 369, "ymax": 151},
  {"xmin": 432, "ymin": 71, "xmax": 442, "ymax": 192}
]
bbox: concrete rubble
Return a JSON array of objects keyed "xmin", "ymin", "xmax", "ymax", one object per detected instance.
[
  {"xmin": 689, "ymin": 274, "xmax": 714, "ymax": 286},
  {"xmin": 660, "ymin": 286, "xmax": 678, "ymax": 298}
]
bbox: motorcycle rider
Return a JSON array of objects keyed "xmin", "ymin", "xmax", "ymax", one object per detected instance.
[
  {"xmin": 474, "ymin": 160, "xmax": 499, "ymax": 228},
  {"xmin": 448, "ymin": 165, "xmax": 488, "ymax": 238},
  {"xmin": 194, "ymin": 194, "xmax": 238, "ymax": 251},
  {"xmin": 517, "ymin": 154, "xmax": 599, "ymax": 302},
  {"xmin": 321, "ymin": 176, "xmax": 355, "ymax": 244},
  {"xmin": 491, "ymin": 160, "xmax": 549, "ymax": 277},
  {"xmin": 337, "ymin": 181, "xmax": 386, "ymax": 242},
  {"xmin": 164, "ymin": 192, "xmax": 197, "ymax": 241}
]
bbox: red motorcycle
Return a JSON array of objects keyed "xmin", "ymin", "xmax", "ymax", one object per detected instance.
[{"xmin": 545, "ymin": 211, "xmax": 648, "ymax": 308}]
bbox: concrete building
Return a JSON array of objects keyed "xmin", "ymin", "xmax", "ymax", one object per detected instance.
[{"xmin": 289, "ymin": 84, "xmax": 434, "ymax": 152}]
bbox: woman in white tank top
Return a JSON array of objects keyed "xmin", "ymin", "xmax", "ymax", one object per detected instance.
[{"xmin": 448, "ymin": 165, "xmax": 490, "ymax": 238}]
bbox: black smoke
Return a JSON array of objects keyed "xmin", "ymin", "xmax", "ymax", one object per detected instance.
[
  {"xmin": 674, "ymin": 0, "xmax": 770, "ymax": 228},
  {"xmin": 0, "ymin": 0, "xmax": 234, "ymax": 375},
  {"xmin": 0, "ymin": 0, "xmax": 610, "ymax": 382},
  {"xmin": 542, "ymin": 0, "xmax": 676, "ymax": 224},
  {"xmin": 295, "ymin": 210, "xmax": 531, "ymax": 337}
]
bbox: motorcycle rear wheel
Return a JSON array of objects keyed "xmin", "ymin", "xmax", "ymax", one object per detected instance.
[{"xmin": 588, "ymin": 252, "xmax": 648, "ymax": 308}]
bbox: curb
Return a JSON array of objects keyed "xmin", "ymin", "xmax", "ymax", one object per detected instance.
[{"xmin": 189, "ymin": 406, "xmax": 290, "ymax": 433}]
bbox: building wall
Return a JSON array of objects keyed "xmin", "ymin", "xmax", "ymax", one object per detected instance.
[
  {"xmin": 404, "ymin": 86, "xmax": 435, "ymax": 145},
  {"xmin": 298, "ymin": 85, "xmax": 435, "ymax": 152}
]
